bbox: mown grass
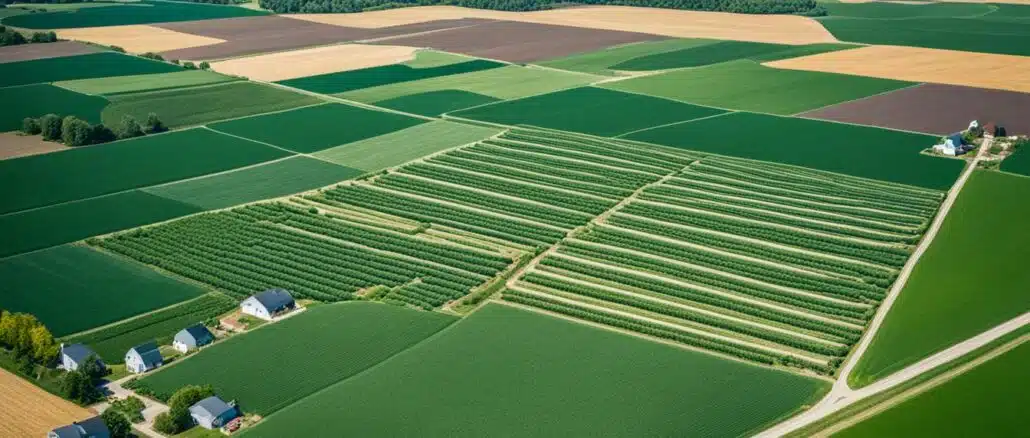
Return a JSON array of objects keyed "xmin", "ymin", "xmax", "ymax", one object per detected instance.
[
  {"xmin": 0, "ymin": 244, "xmax": 207, "ymax": 336},
  {"xmin": 244, "ymin": 303, "xmax": 829, "ymax": 438},
  {"xmin": 1, "ymin": 0, "xmax": 267, "ymax": 29},
  {"xmin": 850, "ymin": 171, "xmax": 1030, "ymax": 386},
  {"xmin": 0, "ymin": 52, "xmax": 180, "ymax": 88},
  {"xmin": 374, "ymin": 90, "xmax": 500, "ymax": 116},
  {"xmin": 315, "ymin": 120, "xmax": 501, "ymax": 172},
  {"xmin": 133, "ymin": 302, "xmax": 457, "ymax": 416},
  {"xmin": 0, "ymin": 84, "xmax": 108, "ymax": 131},
  {"xmin": 277, "ymin": 58, "xmax": 504, "ymax": 94},
  {"xmin": 56, "ymin": 70, "xmax": 238, "ymax": 96}
]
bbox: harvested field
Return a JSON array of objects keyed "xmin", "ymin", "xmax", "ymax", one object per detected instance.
[
  {"xmin": 0, "ymin": 52, "xmax": 180, "ymax": 88},
  {"xmin": 766, "ymin": 45, "xmax": 1030, "ymax": 94},
  {"xmin": 289, "ymin": 5, "xmax": 837, "ymax": 44},
  {"xmin": 57, "ymin": 25, "xmax": 225, "ymax": 54},
  {"xmin": 0, "ymin": 41, "xmax": 99, "ymax": 64},
  {"xmin": 374, "ymin": 90, "xmax": 500, "ymax": 116},
  {"xmin": 801, "ymin": 83, "xmax": 1030, "ymax": 135},
  {"xmin": 209, "ymin": 44, "xmax": 418, "ymax": 82},
  {"xmin": 0, "ymin": 84, "xmax": 108, "ymax": 131},
  {"xmin": 0, "ymin": 133, "xmax": 67, "ymax": 160},
  {"xmin": 56, "ymin": 70, "xmax": 239, "ymax": 96},
  {"xmin": 1, "ymin": 0, "xmax": 267, "ymax": 29},
  {"xmin": 370, "ymin": 20, "xmax": 664, "ymax": 63},
  {"xmin": 0, "ymin": 368, "xmax": 92, "ymax": 438},
  {"xmin": 276, "ymin": 52, "xmax": 504, "ymax": 94},
  {"xmin": 314, "ymin": 120, "xmax": 502, "ymax": 171}
]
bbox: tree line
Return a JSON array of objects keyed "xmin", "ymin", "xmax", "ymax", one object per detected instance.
[
  {"xmin": 22, "ymin": 113, "xmax": 167, "ymax": 147},
  {"xmin": 257, "ymin": 0, "xmax": 824, "ymax": 15},
  {"xmin": 0, "ymin": 25, "xmax": 58, "ymax": 47}
]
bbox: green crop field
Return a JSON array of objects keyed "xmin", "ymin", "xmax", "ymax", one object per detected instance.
[
  {"xmin": 626, "ymin": 112, "xmax": 963, "ymax": 189},
  {"xmin": 209, "ymin": 103, "xmax": 426, "ymax": 153},
  {"xmin": 315, "ymin": 120, "xmax": 502, "ymax": 171},
  {"xmin": 0, "ymin": 244, "xmax": 207, "ymax": 337},
  {"xmin": 64, "ymin": 293, "xmax": 236, "ymax": 363},
  {"xmin": 451, "ymin": 87, "xmax": 726, "ymax": 136},
  {"xmin": 839, "ymin": 340, "xmax": 1029, "ymax": 437},
  {"xmin": 850, "ymin": 171, "xmax": 1030, "ymax": 386},
  {"xmin": 0, "ymin": 128, "xmax": 289, "ymax": 214},
  {"xmin": 102, "ymin": 82, "xmax": 320, "ymax": 129},
  {"xmin": 610, "ymin": 41, "xmax": 854, "ymax": 71},
  {"xmin": 0, "ymin": 84, "xmax": 108, "ymax": 132},
  {"xmin": 56, "ymin": 70, "xmax": 239, "ymax": 96},
  {"xmin": 144, "ymin": 156, "xmax": 363, "ymax": 210},
  {"xmin": 0, "ymin": 190, "xmax": 202, "ymax": 258},
  {"xmin": 1, "ymin": 0, "xmax": 267, "ymax": 29},
  {"xmin": 537, "ymin": 39, "xmax": 716, "ymax": 75},
  {"xmin": 132, "ymin": 302, "xmax": 456, "ymax": 415},
  {"xmin": 0, "ymin": 52, "xmax": 181, "ymax": 88},
  {"xmin": 277, "ymin": 55, "xmax": 504, "ymax": 95},
  {"xmin": 373, "ymin": 90, "xmax": 500, "ymax": 116},
  {"xmin": 340, "ymin": 65, "xmax": 601, "ymax": 103},
  {"xmin": 244, "ymin": 304, "xmax": 829, "ymax": 438},
  {"xmin": 602, "ymin": 60, "xmax": 911, "ymax": 115},
  {"xmin": 1001, "ymin": 148, "xmax": 1030, "ymax": 176},
  {"xmin": 817, "ymin": 16, "xmax": 1030, "ymax": 57}
]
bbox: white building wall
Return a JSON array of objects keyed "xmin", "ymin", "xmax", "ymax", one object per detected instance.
[{"xmin": 241, "ymin": 297, "xmax": 273, "ymax": 321}]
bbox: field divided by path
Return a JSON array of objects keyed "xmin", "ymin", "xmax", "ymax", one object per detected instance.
[
  {"xmin": 537, "ymin": 38, "xmax": 715, "ymax": 75},
  {"xmin": 372, "ymin": 90, "xmax": 501, "ymax": 117},
  {"xmin": 314, "ymin": 120, "xmax": 502, "ymax": 172},
  {"xmin": 56, "ymin": 70, "xmax": 240, "ymax": 96},
  {"xmin": 607, "ymin": 41, "xmax": 855, "ymax": 71},
  {"xmin": 0, "ymin": 52, "xmax": 181, "ymax": 88},
  {"xmin": 850, "ymin": 171, "xmax": 1030, "ymax": 387}
]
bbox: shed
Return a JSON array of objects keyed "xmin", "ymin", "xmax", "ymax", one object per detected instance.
[
  {"xmin": 173, "ymin": 324, "xmax": 214, "ymax": 353},
  {"xmin": 58, "ymin": 343, "xmax": 102, "ymax": 372},
  {"xmin": 241, "ymin": 288, "xmax": 296, "ymax": 321},
  {"xmin": 48, "ymin": 415, "xmax": 111, "ymax": 438},
  {"xmin": 125, "ymin": 342, "xmax": 163, "ymax": 374},
  {"xmin": 189, "ymin": 396, "xmax": 239, "ymax": 430}
]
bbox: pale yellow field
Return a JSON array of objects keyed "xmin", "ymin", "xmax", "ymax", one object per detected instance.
[
  {"xmin": 209, "ymin": 44, "xmax": 418, "ymax": 82},
  {"xmin": 58, "ymin": 25, "xmax": 224, "ymax": 53},
  {"xmin": 766, "ymin": 45, "xmax": 1030, "ymax": 94},
  {"xmin": 0, "ymin": 369, "xmax": 93, "ymax": 437},
  {"xmin": 289, "ymin": 5, "xmax": 837, "ymax": 45}
]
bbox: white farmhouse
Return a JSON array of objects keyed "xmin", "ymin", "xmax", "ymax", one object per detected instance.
[
  {"xmin": 241, "ymin": 289, "xmax": 296, "ymax": 321},
  {"xmin": 125, "ymin": 342, "xmax": 163, "ymax": 374},
  {"xmin": 173, "ymin": 324, "xmax": 214, "ymax": 353},
  {"xmin": 189, "ymin": 396, "xmax": 239, "ymax": 430},
  {"xmin": 58, "ymin": 343, "xmax": 102, "ymax": 372}
]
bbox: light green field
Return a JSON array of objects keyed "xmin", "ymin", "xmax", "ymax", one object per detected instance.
[
  {"xmin": 314, "ymin": 120, "xmax": 502, "ymax": 172},
  {"xmin": 404, "ymin": 50, "xmax": 474, "ymax": 68},
  {"xmin": 537, "ymin": 39, "xmax": 715, "ymax": 75},
  {"xmin": 850, "ymin": 171, "xmax": 1030, "ymax": 387},
  {"xmin": 56, "ymin": 70, "xmax": 238, "ymax": 96},
  {"xmin": 339, "ymin": 65, "xmax": 601, "ymax": 103}
]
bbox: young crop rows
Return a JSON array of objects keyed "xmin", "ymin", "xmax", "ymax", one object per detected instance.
[{"xmin": 505, "ymin": 155, "xmax": 944, "ymax": 374}]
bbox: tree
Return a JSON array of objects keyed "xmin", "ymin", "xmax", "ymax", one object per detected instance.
[
  {"xmin": 182, "ymin": 61, "xmax": 197, "ymax": 70},
  {"xmin": 29, "ymin": 324, "xmax": 58, "ymax": 365},
  {"xmin": 144, "ymin": 113, "xmax": 167, "ymax": 134},
  {"xmin": 89, "ymin": 123, "xmax": 116, "ymax": 144},
  {"xmin": 117, "ymin": 115, "xmax": 144, "ymax": 139},
  {"xmin": 199, "ymin": 61, "xmax": 210, "ymax": 70},
  {"xmin": 61, "ymin": 116, "xmax": 92, "ymax": 146},
  {"xmin": 101, "ymin": 409, "xmax": 132, "ymax": 438},
  {"xmin": 160, "ymin": 384, "xmax": 216, "ymax": 432},
  {"xmin": 62, "ymin": 368, "xmax": 102, "ymax": 405},
  {"xmin": 40, "ymin": 113, "xmax": 62, "ymax": 141},
  {"xmin": 21, "ymin": 117, "xmax": 40, "ymax": 135},
  {"xmin": 153, "ymin": 412, "xmax": 177, "ymax": 434}
]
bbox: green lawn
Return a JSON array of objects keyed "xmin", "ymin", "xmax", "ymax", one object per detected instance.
[
  {"xmin": 610, "ymin": 41, "xmax": 854, "ymax": 71},
  {"xmin": 839, "ymin": 340, "xmax": 1028, "ymax": 437},
  {"xmin": 451, "ymin": 87, "xmax": 726, "ymax": 137},
  {"xmin": 244, "ymin": 303, "xmax": 829, "ymax": 438},
  {"xmin": 208, "ymin": 103, "xmax": 426, "ymax": 153},
  {"xmin": 314, "ymin": 120, "xmax": 502, "ymax": 172},
  {"xmin": 537, "ymin": 38, "xmax": 716, "ymax": 75},
  {"xmin": 850, "ymin": 171, "xmax": 1030, "ymax": 386},
  {"xmin": 626, "ymin": 112, "xmax": 963, "ymax": 189},
  {"xmin": 1, "ymin": 0, "xmax": 267, "ymax": 29},
  {"xmin": 132, "ymin": 302, "xmax": 457, "ymax": 415},
  {"xmin": 0, "ymin": 84, "xmax": 108, "ymax": 132},
  {"xmin": 56, "ymin": 70, "xmax": 238, "ymax": 96},
  {"xmin": 602, "ymin": 60, "xmax": 912, "ymax": 115},
  {"xmin": 277, "ymin": 55, "xmax": 504, "ymax": 94},
  {"xmin": 102, "ymin": 82, "xmax": 320, "ymax": 129},
  {"xmin": 1001, "ymin": 147, "xmax": 1030, "ymax": 176},
  {"xmin": 0, "ymin": 127, "xmax": 290, "ymax": 214},
  {"xmin": 373, "ymin": 90, "xmax": 500, "ymax": 116},
  {"xmin": 0, "ymin": 244, "xmax": 207, "ymax": 337},
  {"xmin": 145, "ymin": 156, "xmax": 362, "ymax": 210},
  {"xmin": 0, "ymin": 52, "xmax": 181, "ymax": 88}
]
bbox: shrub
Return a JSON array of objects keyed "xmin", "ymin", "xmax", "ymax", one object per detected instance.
[
  {"xmin": 182, "ymin": 61, "xmax": 197, "ymax": 70},
  {"xmin": 153, "ymin": 412, "xmax": 177, "ymax": 434},
  {"xmin": 40, "ymin": 114, "xmax": 62, "ymax": 141},
  {"xmin": 144, "ymin": 113, "xmax": 167, "ymax": 134},
  {"xmin": 110, "ymin": 45, "xmax": 126, "ymax": 53},
  {"xmin": 21, "ymin": 117, "xmax": 41, "ymax": 135},
  {"xmin": 199, "ymin": 61, "xmax": 210, "ymax": 70},
  {"xmin": 61, "ymin": 116, "xmax": 92, "ymax": 146},
  {"xmin": 117, "ymin": 115, "xmax": 145, "ymax": 139},
  {"xmin": 101, "ymin": 409, "xmax": 132, "ymax": 438}
]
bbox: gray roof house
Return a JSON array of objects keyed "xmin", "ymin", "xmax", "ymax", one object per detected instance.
[
  {"xmin": 241, "ymin": 288, "xmax": 296, "ymax": 321},
  {"xmin": 173, "ymin": 324, "xmax": 215, "ymax": 353},
  {"xmin": 59, "ymin": 343, "xmax": 102, "ymax": 372},
  {"xmin": 189, "ymin": 396, "xmax": 239, "ymax": 430},
  {"xmin": 125, "ymin": 341, "xmax": 163, "ymax": 374},
  {"xmin": 48, "ymin": 415, "xmax": 110, "ymax": 438}
]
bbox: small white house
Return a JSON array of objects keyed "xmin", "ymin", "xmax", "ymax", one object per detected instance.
[
  {"xmin": 58, "ymin": 343, "xmax": 102, "ymax": 372},
  {"xmin": 189, "ymin": 396, "xmax": 238, "ymax": 430},
  {"xmin": 48, "ymin": 415, "xmax": 110, "ymax": 438},
  {"xmin": 173, "ymin": 324, "xmax": 214, "ymax": 353},
  {"xmin": 125, "ymin": 342, "xmax": 163, "ymax": 374},
  {"xmin": 241, "ymin": 289, "xmax": 296, "ymax": 321}
]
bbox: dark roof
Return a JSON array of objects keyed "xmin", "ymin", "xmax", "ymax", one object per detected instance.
[
  {"xmin": 190, "ymin": 396, "xmax": 235, "ymax": 420},
  {"xmin": 62, "ymin": 344, "xmax": 95, "ymax": 364},
  {"xmin": 50, "ymin": 424, "xmax": 82, "ymax": 438},
  {"xmin": 50, "ymin": 416, "xmax": 110, "ymax": 438},
  {"xmin": 251, "ymin": 288, "xmax": 295, "ymax": 312},
  {"xmin": 129, "ymin": 342, "xmax": 162, "ymax": 368},
  {"xmin": 947, "ymin": 133, "xmax": 964, "ymax": 145},
  {"xmin": 181, "ymin": 324, "xmax": 214, "ymax": 344}
]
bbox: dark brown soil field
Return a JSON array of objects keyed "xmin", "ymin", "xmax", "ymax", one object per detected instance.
[
  {"xmin": 157, "ymin": 16, "xmax": 493, "ymax": 61},
  {"xmin": 801, "ymin": 83, "xmax": 1030, "ymax": 135},
  {"xmin": 370, "ymin": 20, "xmax": 664, "ymax": 63},
  {"xmin": 0, "ymin": 41, "xmax": 100, "ymax": 64}
]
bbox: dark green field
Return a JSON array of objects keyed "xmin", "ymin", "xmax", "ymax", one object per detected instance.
[
  {"xmin": 611, "ymin": 41, "xmax": 853, "ymax": 70},
  {"xmin": 626, "ymin": 112, "xmax": 963, "ymax": 189},
  {"xmin": 0, "ymin": 84, "xmax": 108, "ymax": 132},
  {"xmin": 133, "ymin": 302, "xmax": 456, "ymax": 415},
  {"xmin": 0, "ymin": 244, "xmax": 207, "ymax": 337},
  {"xmin": 1001, "ymin": 148, "xmax": 1030, "ymax": 176},
  {"xmin": 209, "ymin": 103, "xmax": 426, "ymax": 153},
  {"xmin": 373, "ymin": 90, "xmax": 500, "ymax": 116},
  {"xmin": 822, "ymin": 2, "xmax": 995, "ymax": 18},
  {"xmin": 277, "ymin": 59, "xmax": 504, "ymax": 94},
  {"xmin": 818, "ymin": 16, "xmax": 1030, "ymax": 56},
  {"xmin": 102, "ymin": 82, "xmax": 321, "ymax": 129},
  {"xmin": 451, "ymin": 87, "xmax": 726, "ymax": 136},
  {"xmin": 0, "ymin": 52, "xmax": 181, "ymax": 88},
  {"xmin": 1, "ymin": 0, "xmax": 267, "ymax": 29},
  {"xmin": 0, "ymin": 128, "xmax": 289, "ymax": 214}
]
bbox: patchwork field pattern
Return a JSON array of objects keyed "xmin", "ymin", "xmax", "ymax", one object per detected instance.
[
  {"xmin": 0, "ymin": 84, "xmax": 108, "ymax": 132},
  {"xmin": 0, "ymin": 52, "xmax": 180, "ymax": 88},
  {"xmin": 57, "ymin": 70, "xmax": 239, "ymax": 96},
  {"xmin": 314, "ymin": 120, "xmax": 502, "ymax": 172},
  {"xmin": 277, "ymin": 54, "xmax": 504, "ymax": 94},
  {"xmin": 537, "ymin": 38, "xmax": 717, "ymax": 75},
  {"xmin": 209, "ymin": 44, "xmax": 418, "ymax": 82},
  {"xmin": 373, "ymin": 90, "xmax": 500, "ymax": 116},
  {"xmin": 55, "ymin": 24, "xmax": 226, "ymax": 54},
  {"xmin": 1, "ymin": 0, "xmax": 267, "ymax": 29},
  {"xmin": 817, "ymin": 11, "xmax": 1030, "ymax": 56},
  {"xmin": 610, "ymin": 41, "xmax": 856, "ymax": 71}
]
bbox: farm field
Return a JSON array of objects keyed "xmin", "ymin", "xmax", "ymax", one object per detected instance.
[
  {"xmin": 0, "ymin": 244, "xmax": 207, "ymax": 337},
  {"xmin": 537, "ymin": 38, "xmax": 718, "ymax": 75},
  {"xmin": 602, "ymin": 60, "xmax": 912, "ymax": 115},
  {"xmin": 244, "ymin": 303, "xmax": 829, "ymax": 437},
  {"xmin": 314, "ymin": 120, "xmax": 502, "ymax": 171},
  {"xmin": 0, "ymin": 84, "xmax": 108, "ymax": 132},
  {"xmin": 0, "ymin": 51, "xmax": 181, "ymax": 88},
  {"xmin": 0, "ymin": 368, "xmax": 92, "ymax": 438},
  {"xmin": 56, "ymin": 70, "xmax": 239, "ymax": 96},
  {"xmin": 132, "ymin": 302, "xmax": 457, "ymax": 415},
  {"xmin": 0, "ymin": 40, "xmax": 99, "ymax": 64},
  {"xmin": 816, "ymin": 14, "xmax": 1030, "ymax": 57},
  {"xmin": 210, "ymin": 44, "xmax": 418, "ymax": 82},
  {"xmin": 0, "ymin": 0, "xmax": 267, "ymax": 29},
  {"xmin": 144, "ymin": 157, "xmax": 363, "ymax": 210},
  {"xmin": 609, "ymin": 41, "xmax": 855, "ymax": 71},
  {"xmin": 55, "ymin": 24, "xmax": 226, "ymax": 54},
  {"xmin": 625, "ymin": 112, "xmax": 964, "ymax": 190},
  {"xmin": 208, "ymin": 103, "xmax": 427, "ymax": 153},
  {"xmin": 0, "ymin": 133, "xmax": 67, "ymax": 161},
  {"xmin": 850, "ymin": 171, "xmax": 1030, "ymax": 387},
  {"xmin": 1001, "ymin": 148, "xmax": 1030, "ymax": 176},
  {"xmin": 451, "ymin": 87, "xmax": 726, "ymax": 136},
  {"xmin": 373, "ymin": 90, "xmax": 500, "ymax": 117},
  {"xmin": 101, "ymin": 82, "xmax": 321, "ymax": 128}
]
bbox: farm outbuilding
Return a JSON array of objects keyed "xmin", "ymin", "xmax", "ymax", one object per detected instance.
[
  {"xmin": 125, "ymin": 342, "xmax": 163, "ymax": 374},
  {"xmin": 47, "ymin": 415, "xmax": 110, "ymax": 438},
  {"xmin": 189, "ymin": 396, "xmax": 239, "ymax": 430},
  {"xmin": 173, "ymin": 324, "xmax": 214, "ymax": 353},
  {"xmin": 241, "ymin": 288, "xmax": 296, "ymax": 321},
  {"xmin": 58, "ymin": 343, "xmax": 102, "ymax": 372}
]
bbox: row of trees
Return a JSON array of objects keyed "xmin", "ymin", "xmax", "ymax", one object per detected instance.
[
  {"xmin": 0, "ymin": 25, "xmax": 58, "ymax": 47},
  {"xmin": 22, "ymin": 114, "xmax": 167, "ymax": 147},
  {"xmin": 257, "ymin": 0, "xmax": 823, "ymax": 15},
  {"xmin": 0, "ymin": 310, "xmax": 59, "ymax": 367}
]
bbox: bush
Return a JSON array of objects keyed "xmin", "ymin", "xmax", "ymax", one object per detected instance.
[
  {"xmin": 40, "ymin": 114, "xmax": 62, "ymax": 141},
  {"xmin": 140, "ymin": 52, "xmax": 165, "ymax": 61},
  {"xmin": 117, "ymin": 115, "xmax": 144, "ymax": 139},
  {"xmin": 199, "ymin": 61, "xmax": 210, "ymax": 70},
  {"xmin": 29, "ymin": 31, "xmax": 56, "ymax": 43},
  {"xmin": 101, "ymin": 409, "xmax": 132, "ymax": 438},
  {"xmin": 154, "ymin": 384, "xmax": 216, "ymax": 434},
  {"xmin": 21, "ymin": 117, "xmax": 41, "ymax": 135},
  {"xmin": 153, "ymin": 412, "xmax": 178, "ymax": 435},
  {"xmin": 144, "ymin": 113, "xmax": 167, "ymax": 134},
  {"xmin": 61, "ymin": 116, "xmax": 92, "ymax": 146},
  {"xmin": 182, "ymin": 61, "xmax": 197, "ymax": 70},
  {"xmin": 110, "ymin": 45, "xmax": 126, "ymax": 53}
]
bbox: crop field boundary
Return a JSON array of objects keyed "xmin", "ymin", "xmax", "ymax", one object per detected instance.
[
  {"xmin": 260, "ymin": 79, "xmax": 438, "ymax": 122},
  {"xmin": 614, "ymin": 111, "xmax": 736, "ymax": 138},
  {"xmin": 788, "ymin": 81, "xmax": 926, "ymax": 117},
  {"xmin": 55, "ymin": 289, "xmax": 224, "ymax": 340}
]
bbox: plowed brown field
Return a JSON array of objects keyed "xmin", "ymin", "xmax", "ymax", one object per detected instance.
[
  {"xmin": 0, "ymin": 368, "xmax": 92, "ymax": 437},
  {"xmin": 0, "ymin": 41, "xmax": 99, "ymax": 64}
]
